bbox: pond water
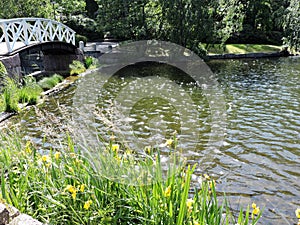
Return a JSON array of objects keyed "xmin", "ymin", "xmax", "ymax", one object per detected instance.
[{"xmin": 4, "ymin": 57, "xmax": 300, "ymax": 225}]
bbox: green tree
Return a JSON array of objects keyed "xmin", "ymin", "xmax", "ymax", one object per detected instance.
[
  {"xmin": 85, "ymin": 0, "xmax": 98, "ymax": 18},
  {"xmin": 54, "ymin": 0, "xmax": 86, "ymax": 19},
  {"xmin": 284, "ymin": 0, "xmax": 300, "ymax": 51},
  {"xmin": 96, "ymin": 0, "xmax": 149, "ymax": 40},
  {"xmin": 232, "ymin": 0, "xmax": 290, "ymax": 44},
  {"xmin": 95, "ymin": 0, "xmax": 244, "ymax": 56},
  {"xmin": 0, "ymin": 0, "xmax": 52, "ymax": 19}
]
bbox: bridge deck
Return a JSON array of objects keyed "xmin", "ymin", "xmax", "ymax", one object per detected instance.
[
  {"xmin": 0, "ymin": 18, "xmax": 76, "ymax": 55},
  {"xmin": 0, "ymin": 42, "xmax": 42, "ymax": 56},
  {"xmin": 0, "ymin": 42, "xmax": 24, "ymax": 55}
]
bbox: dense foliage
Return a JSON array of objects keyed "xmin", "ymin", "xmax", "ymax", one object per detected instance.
[
  {"xmin": 0, "ymin": 131, "xmax": 262, "ymax": 225},
  {"xmin": 0, "ymin": 0, "xmax": 299, "ymax": 52},
  {"xmin": 95, "ymin": 0, "xmax": 244, "ymax": 54},
  {"xmin": 283, "ymin": 0, "xmax": 300, "ymax": 51}
]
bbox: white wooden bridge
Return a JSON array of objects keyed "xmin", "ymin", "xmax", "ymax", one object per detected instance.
[{"xmin": 0, "ymin": 18, "xmax": 76, "ymax": 55}]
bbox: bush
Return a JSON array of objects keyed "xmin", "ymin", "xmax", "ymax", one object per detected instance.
[
  {"xmin": 69, "ymin": 60, "xmax": 86, "ymax": 75},
  {"xmin": 65, "ymin": 14, "xmax": 103, "ymax": 41},
  {"xmin": 84, "ymin": 56, "xmax": 99, "ymax": 69},
  {"xmin": 75, "ymin": 34, "xmax": 88, "ymax": 47}
]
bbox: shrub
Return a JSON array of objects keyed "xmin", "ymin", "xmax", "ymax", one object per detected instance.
[
  {"xmin": 69, "ymin": 60, "xmax": 86, "ymax": 75},
  {"xmin": 75, "ymin": 34, "xmax": 88, "ymax": 46},
  {"xmin": 84, "ymin": 56, "xmax": 99, "ymax": 69}
]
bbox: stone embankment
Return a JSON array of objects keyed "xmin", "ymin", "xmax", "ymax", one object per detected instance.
[{"xmin": 0, "ymin": 203, "xmax": 45, "ymax": 225}]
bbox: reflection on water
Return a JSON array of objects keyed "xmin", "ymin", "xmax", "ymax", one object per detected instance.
[{"xmin": 5, "ymin": 57, "xmax": 300, "ymax": 225}]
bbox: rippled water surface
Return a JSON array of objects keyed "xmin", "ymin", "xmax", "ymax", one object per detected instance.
[
  {"xmin": 208, "ymin": 57, "xmax": 300, "ymax": 225},
  {"xmin": 5, "ymin": 57, "xmax": 300, "ymax": 225}
]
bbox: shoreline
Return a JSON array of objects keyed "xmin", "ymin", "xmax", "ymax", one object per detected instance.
[
  {"xmin": 207, "ymin": 50, "xmax": 292, "ymax": 60},
  {"xmin": 0, "ymin": 68, "xmax": 99, "ymax": 125}
]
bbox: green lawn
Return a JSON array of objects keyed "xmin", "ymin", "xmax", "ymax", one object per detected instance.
[{"xmin": 207, "ymin": 44, "xmax": 283, "ymax": 55}]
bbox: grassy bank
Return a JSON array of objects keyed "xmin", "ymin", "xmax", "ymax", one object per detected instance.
[
  {"xmin": 206, "ymin": 44, "xmax": 282, "ymax": 55},
  {"xmin": 0, "ymin": 75, "xmax": 61, "ymax": 113},
  {"xmin": 0, "ymin": 57, "xmax": 97, "ymax": 114},
  {"xmin": 0, "ymin": 130, "xmax": 262, "ymax": 225}
]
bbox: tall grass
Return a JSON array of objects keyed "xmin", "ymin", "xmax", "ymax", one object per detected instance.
[
  {"xmin": 18, "ymin": 77, "xmax": 43, "ymax": 105},
  {"xmin": 1, "ymin": 78, "xmax": 19, "ymax": 113},
  {"xmin": 0, "ymin": 130, "xmax": 262, "ymax": 225},
  {"xmin": 0, "ymin": 61, "xmax": 7, "ymax": 85},
  {"xmin": 38, "ymin": 74, "xmax": 64, "ymax": 91},
  {"xmin": 0, "ymin": 77, "xmax": 45, "ymax": 112}
]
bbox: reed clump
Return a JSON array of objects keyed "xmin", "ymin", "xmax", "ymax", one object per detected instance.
[{"xmin": 0, "ymin": 130, "xmax": 262, "ymax": 225}]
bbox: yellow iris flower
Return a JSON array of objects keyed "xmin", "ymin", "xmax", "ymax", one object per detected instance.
[
  {"xmin": 54, "ymin": 152, "xmax": 61, "ymax": 160},
  {"xmin": 164, "ymin": 186, "xmax": 171, "ymax": 197},
  {"xmin": 295, "ymin": 208, "xmax": 300, "ymax": 219},
  {"xmin": 84, "ymin": 200, "xmax": 93, "ymax": 210}
]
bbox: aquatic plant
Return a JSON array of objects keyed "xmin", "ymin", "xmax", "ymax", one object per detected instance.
[
  {"xmin": 1, "ymin": 78, "xmax": 19, "ymax": 113},
  {"xmin": 0, "ymin": 73, "xmax": 64, "ymax": 112},
  {"xmin": 38, "ymin": 74, "xmax": 64, "ymax": 90},
  {"xmin": 18, "ymin": 83, "xmax": 43, "ymax": 105},
  {"xmin": 69, "ymin": 60, "xmax": 86, "ymax": 75},
  {"xmin": 84, "ymin": 56, "xmax": 99, "ymax": 69},
  {"xmin": 0, "ymin": 61, "xmax": 7, "ymax": 81},
  {"xmin": 0, "ymin": 130, "xmax": 262, "ymax": 225}
]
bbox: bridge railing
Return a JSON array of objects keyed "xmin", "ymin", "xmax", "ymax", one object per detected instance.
[{"xmin": 0, "ymin": 18, "xmax": 76, "ymax": 53}]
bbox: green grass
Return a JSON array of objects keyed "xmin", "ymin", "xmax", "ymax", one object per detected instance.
[
  {"xmin": 0, "ymin": 74, "xmax": 63, "ymax": 113},
  {"xmin": 0, "ymin": 61, "xmax": 7, "ymax": 82},
  {"xmin": 206, "ymin": 44, "xmax": 282, "ymax": 55},
  {"xmin": 0, "ymin": 131, "xmax": 262, "ymax": 225},
  {"xmin": 18, "ymin": 83, "xmax": 43, "ymax": 105},
  {"xmin": 38, "ymin": 74, "xmax": 64, "ymax": 91},
  {"xmin": 1, "ymin": 78, "xmax": 19, "ymax": 113}
]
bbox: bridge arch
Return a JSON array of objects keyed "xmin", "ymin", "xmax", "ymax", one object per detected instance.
[
  {"xmin": 0, "ymin": 18, "xmax": 82, "ymax": 76},
  {"xmin": 0, "ymin": 18, "xmax": 76, "ymax": 54},
  {"xmin": 18, "ymin": 41, "xmax": 83, "ymax": 75}
]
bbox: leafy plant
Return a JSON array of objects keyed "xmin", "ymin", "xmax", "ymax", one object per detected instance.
[
  {"xmin": 1, "ymin": 78, "xmax": 19, "ymax": 113},
  {"xmin": 69, "ymin": 60, "xmax": 86, "ymax": 75},
  {"xmin": 52, "ymin": 74, "xmax": 64, "ymax": 83},
  {"xmin": 84, "ymin": 56, "xmax": 99, "ymax": 69},
  {"xmin": 0, "ymin": 131, "xmax": 262, "ymax": 225},
  {"xmin": 0, "ymin": 61, "xmax": 7, "ymax": 86},
  {"xmin": 38, "ymin": 74, "xmax": 64, "ymax": 91}
]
